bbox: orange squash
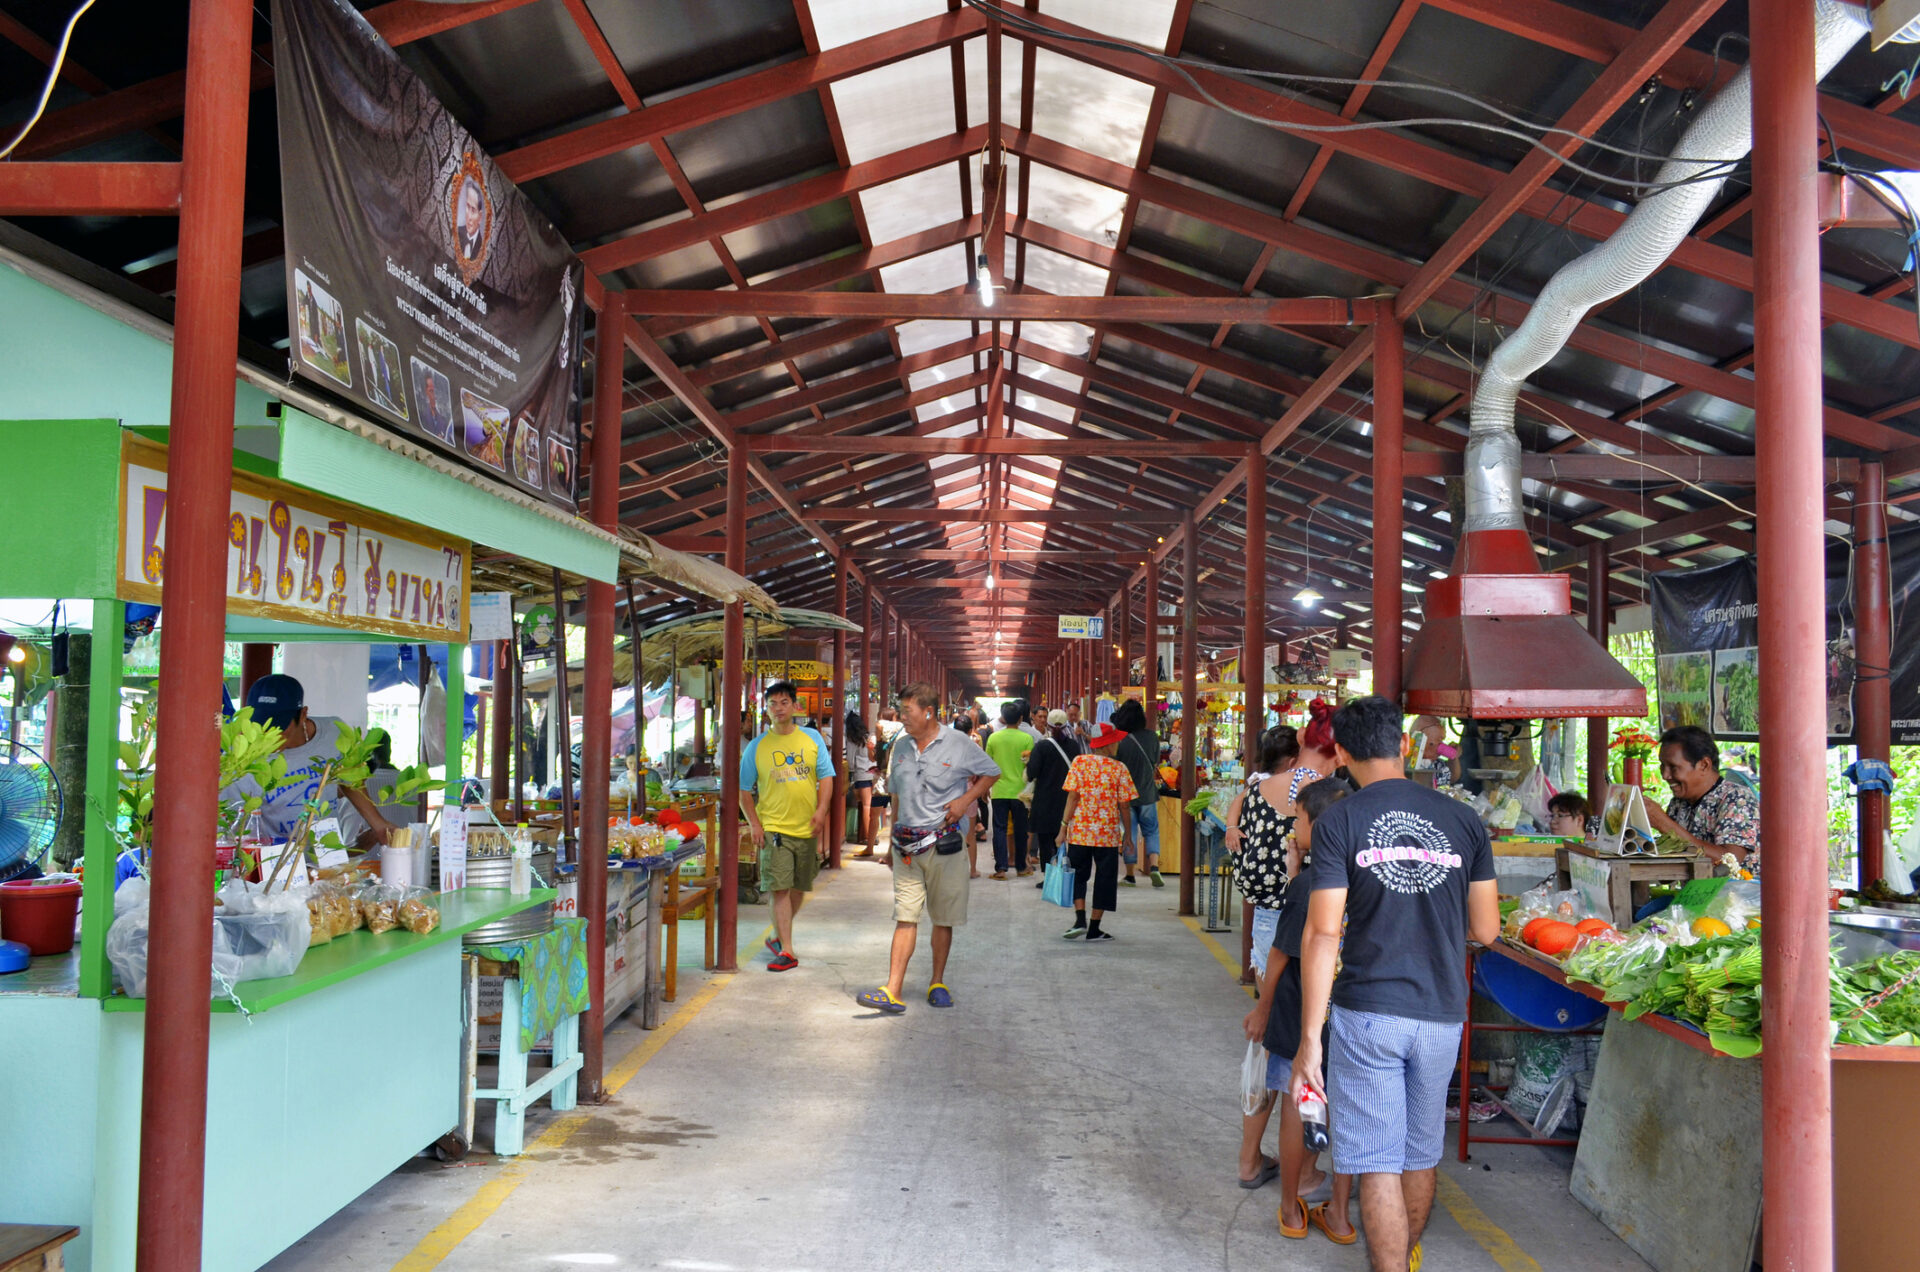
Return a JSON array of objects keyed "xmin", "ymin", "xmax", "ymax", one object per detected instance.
[
  {"xmin": 1574, "ymin": 918, "xmax": 1614, "ymax": 938},
  {"xmin": 1528, "ymin": 921, "xmax": 1581, "ymax": 957},
  {"xmin": 1520, "ymin": 917, "xmax": 1557, "ymax": 945}
]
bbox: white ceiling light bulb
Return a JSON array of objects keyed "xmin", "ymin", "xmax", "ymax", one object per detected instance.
[
  {"xmin": 985, "ymin": 572, "xmax": 996, "ymax": 589},
  {"xmin": 976, "ymin": 251, "xmax": 996, "ymax": 308},
  {"xmin": 1294, "ymin": 585, "xmax": 1324, "ymax": 605}
]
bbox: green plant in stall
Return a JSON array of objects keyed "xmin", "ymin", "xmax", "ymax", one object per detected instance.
[
  {"xmin": 116, "ymin": 695, "xmax": 159, "ymax": 850},
  {"xmin": 215, "ymin": 707, "xmax": 295, "ymax": 839},
  {"xmin": 260, "ymin": 721, "xmax": 439, "ymax": 887}
]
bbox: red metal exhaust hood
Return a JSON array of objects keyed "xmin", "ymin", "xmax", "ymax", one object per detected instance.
[{"xmin": 1400, "ymin": 530, "xmax": 1648, "ymax": 720}]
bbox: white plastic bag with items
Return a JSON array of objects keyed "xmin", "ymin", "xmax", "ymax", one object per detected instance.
[
  {"xmin": 104, "ymin": 902, "xmax": 245, "ymax": 999},
  {"xmin": 1516, "ymin": 764, "xmax": 1555, "ymax": 829},
  {"xmin": 1241, "ymin": 1039, "xmax": 1270, "ymax": 1115},
  {"xmin": 211, "ymin": 879, "xmax": 313, "ymax": 982}
]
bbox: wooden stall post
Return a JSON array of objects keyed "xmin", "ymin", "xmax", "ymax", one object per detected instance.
[
  {"xmin": 551, "ymin": 568, "xmax": 576, "ymax": 860},
  {"xmin": 1143, "ymin": 553, "xmax": 1160, "ymax": 718},
  {"xmin": 136, "ymin": 0, "xmax": 255, "ymax": 1265},
  {"xmin": 1751, "ymin": 6, "xmax": 1835, "ymax": 1265},
  {"xmin": 238, "ymin": 642, "xmax": 274, "ymax": 699}
]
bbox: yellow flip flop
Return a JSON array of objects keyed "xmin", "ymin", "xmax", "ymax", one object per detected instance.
[
  {"xmin": 1307, "ymin": 1202, "xmax": 1357, "ymax": 1246},
  {"xmin": 1277, "ymin": 1196, "xmax": 1309, "ymax": 1240}
]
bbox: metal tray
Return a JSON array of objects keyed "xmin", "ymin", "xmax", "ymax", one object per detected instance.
[{"xmin": 462, "ymin": 901, "xmax": 554, "ymax": 947}]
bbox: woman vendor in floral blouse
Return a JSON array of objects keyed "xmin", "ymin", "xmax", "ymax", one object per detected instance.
[{"xmin": 1644, "ymin": 725, "xmax": 1760, "ymax": 869}]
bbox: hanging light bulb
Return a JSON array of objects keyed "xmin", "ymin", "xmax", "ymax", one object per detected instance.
[
  {"xmin": 1294, "ymin": 585, "xmax": 1324, "ymax": 605},
  {"xmin": 976, "ymin": 251, "xmax": 996, "ymax": 308},
  {"xmin": 985, "ymin": 571, "xmax": 996, "ymax": 589}
]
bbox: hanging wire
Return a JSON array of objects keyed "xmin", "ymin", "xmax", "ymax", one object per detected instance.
[{"xmin": 0, "ymin": 0, "xmax": 99, "ymax": 160}]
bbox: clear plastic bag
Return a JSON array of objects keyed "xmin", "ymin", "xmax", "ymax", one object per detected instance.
[
  {"xmin": 104, "ymin": 903, "xmax": 246, "ymax": 999},
  {"xmin": 398, "ymin": 887, "xmax": 440, "ymax": 935},
  {"xmin": 212, "ymin": 902, "xmax": 311, "ymax": 983},
  {"xmin": 1241, "ymin": 1040, "xmax": 1270, "ymax": 1116},
  {"xmin": 1704, "ymin": 879, "xmax": 1761, "ymax": 931},
  {"xmin": 361, "ymin": 883, "xmax": 404, "ymax": 934}
]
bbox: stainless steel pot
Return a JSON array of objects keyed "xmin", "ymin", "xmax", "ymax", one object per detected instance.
[{"xmin": 430, "ymin": 850, "xmax": 557, "ymax": 945}]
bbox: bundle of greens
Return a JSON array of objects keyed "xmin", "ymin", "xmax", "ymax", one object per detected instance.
[
  {"xmin": 1563, "ymin": 931, "xmax": 1671, "ymax": 1003},
  {"xmin": 1831, "ymin": 950, "xmax": 1920, "ymax": 1047},
  {"xmin": 1623, "ymin": 933, "xmax": 1764, "ymax": 1057},
  {"xmin": 1184, "ymin": 788, "xmax": 1217, "ymax": 819}
]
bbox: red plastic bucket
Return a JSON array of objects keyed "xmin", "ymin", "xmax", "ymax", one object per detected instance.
[{"xmin": 0, "ymin": 878, "xmax": 82, "ymax": 955}]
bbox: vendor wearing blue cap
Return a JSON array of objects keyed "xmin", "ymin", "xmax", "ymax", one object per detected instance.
[{"xmin": 224, "ymin": 673, "xmax": 398, "ymax": 849}]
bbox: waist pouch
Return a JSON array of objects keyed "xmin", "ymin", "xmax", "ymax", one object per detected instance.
[{"xmin": 895, "ymin": 824, "xmax": 965, "ymax": 857}]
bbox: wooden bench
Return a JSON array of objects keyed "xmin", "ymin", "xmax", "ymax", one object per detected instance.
[{"xmin": 0, "ymin": 1226, "xmax": 78, "ymax": 1272}]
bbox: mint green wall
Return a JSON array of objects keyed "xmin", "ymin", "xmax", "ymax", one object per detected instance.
[
  {"xmin": 0, "ymin": 261, "xmax": 275, "ymax": 431},
  {"xmin": 0, "ymin": 420, "xmax": 123, "ymax": 596},
  {"xmin": 0, "ymin": 947, "xmax": 461, "ymax": 1271}
]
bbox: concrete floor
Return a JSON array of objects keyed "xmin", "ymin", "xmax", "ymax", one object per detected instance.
[{"xmin": 267, "ymin": 855, "xmax": 1652, "ymax": 1272}]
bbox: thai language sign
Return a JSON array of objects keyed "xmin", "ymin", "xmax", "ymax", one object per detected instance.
[
  {"xmin": 272, "ymin": 0, "xmax": 585, "ymax": 510},
  {"xmin": 1057, "ymin": 615, "xmax": 1105, "ymax": 640},
  {"xmin": 117, "ymin": 438, "xmax": 469, "ymax": 643}
]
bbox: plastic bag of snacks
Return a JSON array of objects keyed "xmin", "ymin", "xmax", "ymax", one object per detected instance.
[
  {"xmin": 398, "ymin": 887, "xmax": 441, "ymax": 935},
  {"xmin": 360, "ymin": 883, "xmax": 404, "ymax": 935},
  {"xmin": 302, "ymin": 888, "xmax": 333, "ymax": 946}
]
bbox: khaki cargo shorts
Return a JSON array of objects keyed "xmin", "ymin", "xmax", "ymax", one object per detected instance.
[
  {"xmin": 760, "ymin": 831, "xmax": 821, "ymax": 893},
  {"xmin": 892, "ymin": 842, "xmax": 969, "ymax": 927}
]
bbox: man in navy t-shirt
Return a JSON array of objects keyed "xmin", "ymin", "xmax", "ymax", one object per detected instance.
[{"xmin": 1289, "ymin": 697, "xmax": 1501, "ymax": 1272}]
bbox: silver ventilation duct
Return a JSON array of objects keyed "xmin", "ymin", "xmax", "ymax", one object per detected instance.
[{"xmin": 1461, "ymin": 0, "xmax": 1872, "ymax": 539}]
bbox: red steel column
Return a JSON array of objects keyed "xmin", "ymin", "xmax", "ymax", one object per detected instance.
[
  {"xmin": 490, "ymin": 639, "xmax": 513, "ymax": 802},
  {"xmin": 1144, "ymin": 554, "xmax": 1160, "ymax": 717},
  {"xmin": 136, "ymin": 0, "xmax": 254, "ymax": 1266},
  {"xmin": 1371, "ymin": 312, "xmax": 1405, "ymax": 704},
  {"xmin": 1752, "ymin": 7, "xmax": 1833, "ymax": 1267},
  {"xmin": 238, "ymin": 643, "xmax": 274, "ymax": 699},
  {"xmin": 717, "ymin": 443, "xmax": 748, "ymax": 971},
  {"xmin": 1855, "ymin": 460, "xmax": 1891, "ymax": 884},
  {"xmin": 876, "ymin": 603, "xmax": 891, "ymax": 712},
  {"xmin": 1116, "ymin": 587, "xmax": 1132, "ymax": 700},
  {"xmin": 830, "ymin": 557, "xmax": 849, "ymax": 868},
  {"xmin": 1179, "ymin": 516, "xmax": 1199, "ymax": 918},
  {"xmin": 1244, "ymin": 447, "xmax": 1266, "ymax": 767},
  {"xmin": 857, "ymin": 588, "xmax": 871, "ymax": 727},
  {"xmin": 1585, "ymin": 538, "xmax": 1612, "ymax": 810},
  {"xmin": 578, "ymin": 293, "xmax": 623, "ymax": 1098}
]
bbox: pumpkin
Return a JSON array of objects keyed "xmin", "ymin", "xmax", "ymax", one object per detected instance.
[
  {"xmin": 1520, "ymin": 917, "xmax": 1557, "ymax": 945},
  {"xmin": 1690, "ymin": 916, "xmax": 1733, "ymax": 939},
  {"xmin": 1528, "ymin": 921, "xmax": 1581, "ymax": 957},
  {"xmin": 1574, "ymin": 918, "xmax": 1614, "ymax": 937}
]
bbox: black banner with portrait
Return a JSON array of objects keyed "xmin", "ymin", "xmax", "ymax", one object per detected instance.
[
  {"xmin": 1649, "ymin": 527, "xmax": 1920, "ymax": 745},
  {"xmin": 272, "ymin": 0, "xmax": 585, "ymax": 509}
]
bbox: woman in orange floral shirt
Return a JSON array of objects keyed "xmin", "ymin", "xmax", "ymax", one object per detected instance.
[{"xmin": 1056, "ymin": 723, "xmax": 1138, "ymax": 942}]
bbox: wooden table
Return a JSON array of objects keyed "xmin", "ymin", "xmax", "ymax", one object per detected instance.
[
  {"xmin": 1554, "ymin": 840, "xmax": 1715, "ymax": 930},
  {"xmin": 0, "ymin": 1227, "xmax": 77, "ymax": 1272}
]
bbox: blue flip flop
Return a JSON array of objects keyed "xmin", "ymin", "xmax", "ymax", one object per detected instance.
[
  {"xmin": 857, "ymin": 987, "xmax": 906, "ymax": 1015},
  {"xmin": 927, "ymin": 983, "xmax": 955, "ymax": 1008}
]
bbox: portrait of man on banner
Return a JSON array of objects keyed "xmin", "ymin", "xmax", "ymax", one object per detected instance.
[{"xmin": 448, "ymin": 153, "xmax": 493, "ymax": 283}]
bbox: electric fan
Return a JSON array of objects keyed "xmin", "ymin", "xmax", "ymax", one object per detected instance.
[{"xmin": 0, "ymin": 742, "xmax": 62, "ymax": 882}]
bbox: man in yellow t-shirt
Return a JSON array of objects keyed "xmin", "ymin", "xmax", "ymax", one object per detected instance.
[{"xmin": 739, "ymin": 681, "xmax": 836, "ymax": 971}]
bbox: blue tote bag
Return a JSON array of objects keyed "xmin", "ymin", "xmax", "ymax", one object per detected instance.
[{"xmin": 1042, "ymin": 847, "xmax": 1076, "ymax": 907}]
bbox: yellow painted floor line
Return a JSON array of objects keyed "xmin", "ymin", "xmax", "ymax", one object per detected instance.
[
  {"xmin": 1436, "ymin": 1174, "xmax": 1542, "ymax": 1272},
  {"xmin": 1180, "ymin": 911, "xmax": 1543, "ymax": 1269},
  {"xmin": 390, "ymin": 934, "xmax": 756, "ymax": 1272},
  {"xmin": 1179, "ymin": 914, "xmax": 1255, "ymax": 998}
]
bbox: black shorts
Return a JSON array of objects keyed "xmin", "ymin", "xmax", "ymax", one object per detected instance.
[
  {"xmin": 853, "ymin": 780, "xmax": 874, "ymax": 791},
  {"xmin": 872, "ymin": 793, "xmax": 891, "ymax": 807}
]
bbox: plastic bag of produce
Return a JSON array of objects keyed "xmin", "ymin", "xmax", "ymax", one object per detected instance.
[
  {"xmin": 360, "ymin": 883, "xmax": 403, "ymax": 934},
  {"xmin": 104, "ymin": 902, "xmax": 246, "ymax": 999},
  {"xmin": 398, "ymin": 887, "xmax": 441, "ymax": 935},
  {"xmin": 212, "ymin": 903, "xmax": 311, "ymax": 983},
  {"xmin": 1703, "ymin": 880, "xmax": 1761, "ymax": 931},
  {"xmin": 1241, "ymin": 1040, "xmax": 1270, "ymax": 1116}
]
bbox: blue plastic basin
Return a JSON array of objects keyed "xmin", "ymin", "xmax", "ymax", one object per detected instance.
[{"xmin": 1474, "ymin": 949, "xmax": 1609, "ymax": 1031}]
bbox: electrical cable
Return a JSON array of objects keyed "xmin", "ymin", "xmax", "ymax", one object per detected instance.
[
  {"xmin": 0, "ymin": 0, "xmax": 99, "ymax": 160},
  {"xmin": 959, "ymin": 0, "xmax": 1751, "ymax": 195}
]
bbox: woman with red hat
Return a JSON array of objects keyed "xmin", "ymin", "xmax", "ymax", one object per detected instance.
[{"xmin": 1054, "ymin": 722, "xmax": 1138, "ymax": 941}]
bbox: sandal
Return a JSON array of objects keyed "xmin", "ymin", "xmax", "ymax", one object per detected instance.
[
  {"xmin": 1308, "ymin": 1202, "xmax": 1357, "ymax": 1245},
  {"xmin": 856, "ymin": 986, "xmax": 906, "ymax": 1014},
  {"xmin": 1237, "ymin": 1158, "xmax": 1277, "ymax": 1190},
  {"xmin": 1277, "ymin": 1196, "xmax": 1309, "ymax": 1239}
]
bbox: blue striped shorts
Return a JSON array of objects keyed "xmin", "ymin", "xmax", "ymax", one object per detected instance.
[{"xmin": 1326, "ymin": 1006, "xmax": 1462, "ymax": 1175}]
